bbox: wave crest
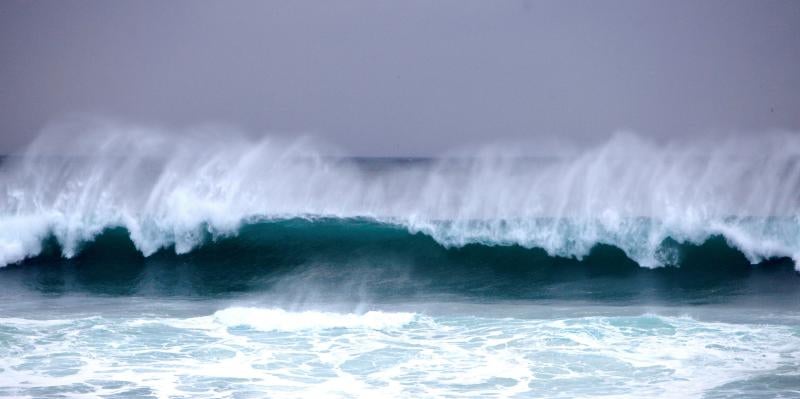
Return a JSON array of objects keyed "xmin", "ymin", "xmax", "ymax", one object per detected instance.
[{"xmin": 2, "ymin": 121, "xmax": 800, "ymax": 269}]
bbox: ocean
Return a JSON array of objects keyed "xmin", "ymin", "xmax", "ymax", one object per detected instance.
[{"xmin": 1, "ymin": 129, "xmax": 799, "ymax": 398}]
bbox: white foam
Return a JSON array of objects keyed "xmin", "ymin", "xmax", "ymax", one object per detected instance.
[
  {"xmin": 1, "ymin": 120, "xmax": 799, "ymax": 268},
  {"xmin": 209, "ymin": 307, "xmax": 418, "ymax": 331},
  {"xmin": 1, "ymin": 310, "xmax": 798, "ymax": 398}
]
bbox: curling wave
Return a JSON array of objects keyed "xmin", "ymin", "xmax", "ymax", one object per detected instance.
[{"xmin": 1, "ymin": 120, "xmax": 800, "ymax": 269}]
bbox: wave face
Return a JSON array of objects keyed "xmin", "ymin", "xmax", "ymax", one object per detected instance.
[
  {"xmin": 1, "ymin": 219, "xmax": 795, "ymax": 302},
  {"xmin": 2, "ymin": 121, "xmax": 800, "ymax": 270}
]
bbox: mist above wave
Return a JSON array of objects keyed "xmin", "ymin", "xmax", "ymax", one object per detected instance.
[{"xmin": 1, "ymin": 120, "xmax": 799, "ymax": 268}]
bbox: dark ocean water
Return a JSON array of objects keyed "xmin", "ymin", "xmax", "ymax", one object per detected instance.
[{"xmin": 2, "ymin": 218, "xmax": 798, "ymax": 305}]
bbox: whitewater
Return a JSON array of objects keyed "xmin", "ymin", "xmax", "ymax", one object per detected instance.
[
  {"xmin": 1, "ymin": 298, "xmax": 800, "ymax": 399},
  {"xmin": 1, "ymin": 121, "xmax": 799, "ymax": 269}
]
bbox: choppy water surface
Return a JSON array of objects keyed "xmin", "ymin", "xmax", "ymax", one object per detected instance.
[{"xmin": 1, "ymin": 300, "xmax": 799, "ymax": 399}]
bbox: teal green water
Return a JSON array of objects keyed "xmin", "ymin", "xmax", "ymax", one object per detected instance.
[{"xmin": 2, "ymin": 219, "xmax": 797, "ymax": 304}]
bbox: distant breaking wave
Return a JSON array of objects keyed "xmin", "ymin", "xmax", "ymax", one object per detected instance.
[{"xmin": 1, "ymin": 120, "xmax": 799, "ymax": 269}]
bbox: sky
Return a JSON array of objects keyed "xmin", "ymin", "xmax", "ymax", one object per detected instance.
[{"xmin": 1, "ymin": 0, "xmax": 799, "ymax": 156}]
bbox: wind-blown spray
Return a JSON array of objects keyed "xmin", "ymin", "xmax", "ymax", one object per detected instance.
[{"xmin": 1, "ymin": 121, "xmax": 799, "ymax": 268}]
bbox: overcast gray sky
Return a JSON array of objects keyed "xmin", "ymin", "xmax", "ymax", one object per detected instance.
[{"xmin": 1, "ymin": 0, "xmax": 799, "ymax": 155}]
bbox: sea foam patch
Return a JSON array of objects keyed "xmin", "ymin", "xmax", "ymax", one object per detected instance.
[
  {"xmin": 211, "ymin": 307, "xmax": 419, "ymax": 331},
  {"xmin": 1, "ymin": 309, "xmax": 799, "ymax": 398}
]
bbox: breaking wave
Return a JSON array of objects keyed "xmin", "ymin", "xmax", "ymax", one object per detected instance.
[{"xmin": 2, "ymin": 120, "xmax": 800, "ymax": 269}]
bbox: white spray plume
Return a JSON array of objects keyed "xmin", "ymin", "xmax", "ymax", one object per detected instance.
[{"xmin": 1, "ymin": 120, "xmax": 799, "ymax": 268}]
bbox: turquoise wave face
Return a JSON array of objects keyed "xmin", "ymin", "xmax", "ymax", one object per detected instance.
[{"xmin": 1, "ymin": 219, "xmax": 796, "ymax": 304}]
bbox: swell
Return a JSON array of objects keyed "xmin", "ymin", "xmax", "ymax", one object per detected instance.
[
  {"xmin": 13, "ymin": 217, "xmax": 796, "ymax": 267},
  {"xmin": 2, "ymin": 218, "xmax": 796, "ymax": 302},
  {"xmin": 14, "ymin": 218, "xmax": 791, "ymax": 267}
]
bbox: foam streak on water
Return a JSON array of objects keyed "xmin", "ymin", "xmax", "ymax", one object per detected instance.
[{"xmin": 1, "ymin": 307, "xmax": 799, "ymax": 398}]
